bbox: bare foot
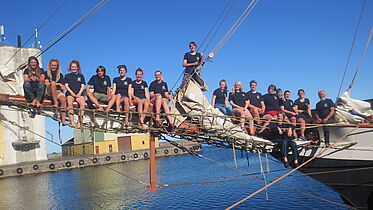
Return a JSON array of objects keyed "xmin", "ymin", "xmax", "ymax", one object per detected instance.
[
  {"xmin": 116, "ymin": 108, "xmax": 121, "ymax": 113},
  {"xmin": 36, "ymin": 101, "xmax": 42, "ymax": 107}
]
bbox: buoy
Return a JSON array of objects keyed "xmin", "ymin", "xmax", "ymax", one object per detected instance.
[
  {"xmin": 92, "ymin": 158, "xmax": 98, "ymax": 163},
  {"xmin": 164, "ymin": 149, "xmax": 169, "ymax": 154},
  {"xmin": 33, "ymin": 165, "xmax": 39, "ymax": 170},
  {"xmin": 65, "ymin": 162, "xmax": 72, "ymax": 167},
  {"xmin": 105, "ymin": 156, "xmax": 111, "ymax": 161},
  {"xmin": 49, "ymin": 164, "xmax": 55, "ymax": 170},
  {"xmin": 121, "ymin": 155, "xmax": 126, "ymax": 160},
  {"xmin": 79, "ymin": 160, "xmax": 84, "ymax": 165},
  {"xmin": 16, "ymin": 168, "xmax": 23, "ymax": 174},
  {"xmin": 133, "ymin": 153, "xmax": 138, "ymax": 159},
  {"xmin": 174, "ymin": 148, "xmax": 179, "ymax": 153},
  {"xmin": 144, "ymin": 152, "xmax": 149, "ymax": 158}
]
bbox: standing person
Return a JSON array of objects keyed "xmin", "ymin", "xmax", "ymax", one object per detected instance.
[
  {"xmin": 64, "ymin": 60, "xmax": 86, "ymax": 128},
  {"xmin": 315, "ymin": 90, "xmax": 335, "ymax": 146},
  {"xmin": 23, "ymin": 56, "xmax": 45, "ymax": 107},
  {"xmin": 247, "ymin": 80, "xmax": 265, "ymax": 123},
  {"xmin": 211, "ymin": 79, "xmax": 232, "ymax": 115},
  {"xmin": 182, "ymin": 42, "xmax": 204, "ymax": 81},
  {"xmin": 280, "ymin": 90, "xmax": 307, "ymax": 140},
  {"xmin": 259, "ymin": 84, "xmax": 281, "ymax": 133},
  {"xmin": 107, "ymin": 65, "xmax": 132, "ymax": 126},
  {"xmin": 45, "ymin": 59, "xmax": 67, "ymax": 125},
  {"xmin": 229, "ymin": 81, "xmax": 254, "ymax": 135},
  {"xmin": 132, "ymin": 68, "xmax": 150, "ymax": 129},
  {"xmin": 294, "ymin": 89, "xmax": 312, "ymax": 121},
  {"xmin": 86, "ymin": 65, "xmax": 112, "ymax": 111},
  {"xmin": 149, "ymin": 70, "xmax": 173, "ymax": 126}
]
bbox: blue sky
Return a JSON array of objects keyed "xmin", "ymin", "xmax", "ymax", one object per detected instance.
[{"xmin": 1, "ymin": 0, "xmax": 372, "ymax": 153}]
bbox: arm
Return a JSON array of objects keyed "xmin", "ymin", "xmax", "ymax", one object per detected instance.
[
  {"xmin": 211, "ymin": 95, "xmax": 216, "ymax": 107},
  {"xmin": 244, "ymin": 100, "xmax": 250, "ymax": 110},
  {"xmin": 225, "ymin": 97, "xmax": 229, "ymax": 107},
  {"xmin": 44, "ymin": 78, "xmax": 50, "ymax": 87},
  {"xmin": 323, "ymin": 107, "xmax": 335, "ymax": 122},
  {"xmin": 182, "ymin": 59, "xmax": 198, "ymax": 67},
  {"xmin": 164, "ymin": 91, "xmax": 172, "ymax": 100},
  {"xmin": 38, "ymin": 74, "xmax": 45, "ymax": 82},
  {"xmin": 307, "ymin": 104, "xmax": 312, "ymax": 117},
  {"xmin": 86, "ymin": 84, "xmax": 92, "ymax": 93},
  {"xmin": 128, "ymin": 84, "xmax": 133, "ymax": 103},
  {"xmin": 294, "ymin": 105, "xmax": 301, "ymax": 113},
  {"xmin": 150, "ymin": 91, "xmax": 155, "ymax": 98},
  {"xmin": 76, "ymin": 84, "xmax": 85, "ymax": 98},
  {"xmin": 281, "ymin": 106, "xmax": 296, "ymax": 115},
  {"xmin": 145, "ymin": 87, "xmax": 150, "ymax": 100},
  {"xmin": 65, "ymin": 84, "xmax": 76, "ymax": 97},
  {"xmin": 230, "ymin": 100, "xmax": 242, "ymax": 109},
  {"xmin": 260, "ymin": 101, "xmax": 265, "ymax": 114},
  {"xmin": 24, "ymin": 74, "xmax": 29, "ymax": 82},
  {"xmin": 315, "ymin": 113, "xmax": 322, "ymax": 123},
  {"xmin": 112, "ymin": 84, "xmax": 117, "ymax": 96}
]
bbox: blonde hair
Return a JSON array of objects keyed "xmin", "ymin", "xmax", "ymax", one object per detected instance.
[
  {"xmin": 231, "ymin": 81, "xmax": 243, "ymax": 94},
  {"xmin": 47, "ymin": 59, "xmax": 61, "ymax": 82}
]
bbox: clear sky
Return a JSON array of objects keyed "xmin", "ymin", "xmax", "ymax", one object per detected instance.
[{"xmin": 1, "ymin": 0, "xmax": 372, "ymax": 153}]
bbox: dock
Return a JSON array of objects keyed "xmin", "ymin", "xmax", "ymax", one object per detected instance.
[{"xmin": 0, "ymin": 141, "xmax": 201, "ymax": 179}]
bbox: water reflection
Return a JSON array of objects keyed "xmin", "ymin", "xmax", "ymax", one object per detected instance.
[{"xmin": 0, "ymin": 146, "xmax": 345, "ymax": 209}]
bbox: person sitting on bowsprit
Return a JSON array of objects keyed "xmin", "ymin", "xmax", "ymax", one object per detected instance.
[
  {"xmin": 258, "ymin": 84, "xmax": 281, "ymax": 134},
  {"xmin": 212, "ymin": 79, "xmax": 232, "ymax": 116},
  {"xmin": 149, "ymin": 70, "xmax": 173, "ymax": 127},
  {"xmin": 23, "ymin": 56, "xmax": 46, "ymax": 107},
  {"xmin": 132, "ymin": 68, "xmax": 150, "ymax": 129},
  {"xmin": 182, "ymin": 42, "xmax": 204, "ymax": 82},
  {"xmin": 86, "ymin": 65, "xmax": 112, "ymax": 111},
  {"xmin": 315, "ymin": 90, "xmax": 335, "ymax": 146},
  {"xmin": 270, "ymin": 112, "xmax": 299, "ymax": 168},
  {"xmin": 247, "ymin": 80, "xmax": 265, "ymax": 124},
  {"xmin": 229, "ymin": 81, "xmax": 254, "ymax": 135},
  {"xmin": 280, "ymin": 90, "xmax": 307, "ymax": 140}
]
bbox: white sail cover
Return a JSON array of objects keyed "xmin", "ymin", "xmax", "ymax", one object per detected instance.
[{"xmin": 335, "ymin": 91, "xmax": 373, "ymax": 123}]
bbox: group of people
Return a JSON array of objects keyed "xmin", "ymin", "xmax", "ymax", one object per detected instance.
[
  {"xmin": 211, "ymin": 79, "xmax": 336, "ymax": 167},
  {"xmin": 23, "ymin": 56, "xmax": 173, "ymax": 129}
]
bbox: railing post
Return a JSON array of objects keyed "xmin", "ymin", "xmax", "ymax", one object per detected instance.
[{"xmin": 148, "ymin": 131, "xmax": 157, "ymax": 192}]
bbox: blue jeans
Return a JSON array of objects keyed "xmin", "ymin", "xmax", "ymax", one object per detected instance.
[
  {"xmin": 214, "ymin": 104, "xmax": 233, "ymax": 116},
  {"xmin": 23, "ymin": 81, "xmax": 45, "ymax": 103},
  {"xmin": 272, "ymin": 139, "xmax": 299, "ymax": 160}
]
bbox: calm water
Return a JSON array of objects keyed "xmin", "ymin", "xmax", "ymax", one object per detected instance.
[{"xmin": 0, "ymin": 146, "xmax": 346, "ymax": 209}]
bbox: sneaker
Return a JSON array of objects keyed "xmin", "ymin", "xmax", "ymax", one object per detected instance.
[
  {"xmin": 298, "ymin": 136, "xmax": 307, "ymax": 141},
  {"xmin": 283, "ymin": 162, "xmax": 291, "ymax": 168}
]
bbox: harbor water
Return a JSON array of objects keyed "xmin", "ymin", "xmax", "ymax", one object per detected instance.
[{"xmin": 0, "ymin": 146, "xmax": 345, "ymax": 209}]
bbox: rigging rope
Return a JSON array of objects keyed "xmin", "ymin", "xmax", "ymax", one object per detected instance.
[
  {"xmin": 4, "ymin": 0, "xmax": 70, "ymax": 65},
  {"xmin": 347, "ymin": 25, "xmax": 373, "ymax": 91},
  {"xmin": 226, "ymin": 125, "xmax": 360, "ymax": 209},
  {"xmin": 337, "ymin": 0, "xmax": 367, "ymax": 97}
]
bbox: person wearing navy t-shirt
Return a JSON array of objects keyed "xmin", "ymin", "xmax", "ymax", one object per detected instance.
[
  {"xmin": 106, "ymin": 65, "xmax": 132, "ymax": 126},
  {"xmin": 23, "ymin": 56, "xmax": 46, "ymax": 107},
  {"xmin": 132, "ymin": 68, "xmax": 150, "ymax": 128},
  {"xmin": 229, "ymin": 81, "xmax": 254, "ymax": 135},
  {"xmin": 149, "ymin": 70, "xmax": 173, "ymax": 126},
  {"xmin": 182, "ymin": 42, "xmax": 204, "ymax": 82},
  {"xmin": 315, "ymin": 90, "xmax": 335, "ymax": 146},
  {"xmin": 247, "ymin": 80, "xmax": 265, "ymax": 123},
  {"xmin": 280, "ymin": 90, "xmax": 306, "ymax": 140},
  {"xmin": 64, "ymin": 60, "xmax": 86, "ymax": 128},
  {"xmin": 294, "ymin": 89, "xmax": 312, "ymax": 120},
  {"xmin": 86, "ymin": 65, "xmax": 112, "ymax": 111},
  {"xmin": 211, "ymin": 80, "xmax": 232, "ymax": 115},
  {"xmin": 259, "ymin": 84, "xmax": 282, "ymax": 134},
  {"xmin": 45, "ymin": 59, "xmax": 67, "ymax": 125}
]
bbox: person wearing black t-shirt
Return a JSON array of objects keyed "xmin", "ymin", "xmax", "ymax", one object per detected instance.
[
  {"xmin": 211, "ymin": 80, "xmax": 232, "ymax": 115},
  {"xmin": 229, "ymin": 81, "xmax": 254, "ymax": 135},
  {"xmin": 280, "ymin": 90, "xmax": 306, "ymax": 140},
  {"xmin": 315, "ymin": 90, "xmax": 335, "ymax": 146},
  {"xmin": 294, "ymin": 89, "xmax": 312, "ymax": 120},
  {"xmin": 182, "ymin": 42, "xmax": 204, "ymax": 82},
  {"xmin": 64, "ymin": 60, "xmax": 86, "ymax": 128},
  {"xmin": 247, "ymin": 80, "xmax": 265, "ymax": 123},
  {"xmin": 86, "ymin": 65, "xmax": 112, "ymax": 111},
  {"xmin": 107, "ymin": 65, "xmax": 132, "ymax": 126},
  {"xmin": 45, "ymin": 59, "xmax": 67, "ymax": 125},
  {"xmin": 259, "ymin": 84, "xmax": 282, "ymax": 134},
  {"xmin": 132, "ymin": 68, "xmax": 150, "ymax": 128},
  {"xmin": 269, "ymin": 112, "xmax": 299, "ymax": 168},
  {"xmin": 23, "ymin": 56, "xmax": 46, "ymax": 107},
  {"xmin": 149, "ymin": 70, "xmax": 173, "ymax": 126}
]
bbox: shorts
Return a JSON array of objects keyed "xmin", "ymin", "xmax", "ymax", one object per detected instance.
[
  {"xmin": 93, "ymin": 92, "xmax": 109, "ymax": 102},
  {"xmin": 266, "ymin": 110, "xmax": 280, "ymax": 117},
  {"xmin": 45, "ymin": 88, "xmax": 65, "ymax": 99},
  {"xmin": 285, "ymin": 113, "xmax": 300, "ymax": 120},
  {"xmin": 66, "ymin": 91, "xmax": 86, "ymax": 97}
]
